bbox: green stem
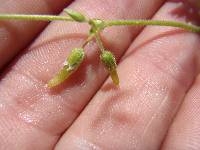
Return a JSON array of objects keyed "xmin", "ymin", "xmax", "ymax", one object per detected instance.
[
  {"xmin": 105, "ymin": 19, "xmax": 200, "ymax": 32},
  {"xmin": 81, "ymin": 34, "xmax": 95, "ymax": 48},
  {"xmin": 95, "ymin": 32, "xmax": 105, "ymax": 53},
  {"xmin": 0, "ymin": 14, "xmax": 199, "ymax": 33},
  {"xmin": 0, "ymin": 14, "xmax": 74, "ymax": 21}
]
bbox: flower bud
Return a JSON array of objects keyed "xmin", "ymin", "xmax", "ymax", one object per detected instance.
[
  {"xmin": 100, "ymin": 51, "xmax": 119, "ymax": 85},
  {"xmin": 48, "ymin": 48, "xmax": 85, "ymax": 88},
  {"xmin": 64, "ymin": 9, "xmax": 86, "ymax": 22}
]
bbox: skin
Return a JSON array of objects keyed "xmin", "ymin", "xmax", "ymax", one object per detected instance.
[{"xmin": 0, "ymin": 0, "xmax": 200, "ymax": 149}]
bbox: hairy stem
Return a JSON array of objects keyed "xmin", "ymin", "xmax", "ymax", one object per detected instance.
[
  {"xmin": 0, "ymin": 14, "xmax": 74, "ymax": 21},
  {"xmin": 0, "ymin": 14, "xmax": 199, "ymax": 33},
  {"xmin": 105, "ymin": 19, "xmax": 200, "ymax": 32}
]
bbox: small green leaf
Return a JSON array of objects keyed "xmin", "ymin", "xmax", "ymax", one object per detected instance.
[
  {"xmin": 100, "ymin": 50, "xmax": 119, "ymax": 85},
  {"xmin": 64, "ymin": 9, "xmax": 86, "ymax": 22},
  {"xmin": 48, "ymin": 48, "xmax": 85, "ymax": 88}
]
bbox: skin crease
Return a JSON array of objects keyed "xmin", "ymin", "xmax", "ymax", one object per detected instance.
[{"xmin": 0, "ymin": 0, "xmax": 199, "ymax": 150}]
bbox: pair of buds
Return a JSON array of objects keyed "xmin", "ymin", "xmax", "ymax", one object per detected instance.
[
  {"xmin": 47, "ymin": 9, "xmax": 119, "ymax": 88},
  {"xmin": 48, "ymin": 48, "xmax": 119, "ymax": 88}
]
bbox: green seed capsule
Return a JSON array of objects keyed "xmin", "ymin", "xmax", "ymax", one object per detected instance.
[
  {"xmin": 67, "ymin": 48, "xmax": 85, "ymax": 69},
  {"xmin": 64, "ymin": 9, "xmax": 86, "ymax": 22},
  {"xmin": 100, "ymin": 51, "xmax": 119, "ymax": 85},
  {"xmin": 48, "ymin": 48, "xmax": 85, "ymax": 88}
]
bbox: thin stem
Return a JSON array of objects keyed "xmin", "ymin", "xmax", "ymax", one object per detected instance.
[
  {"xmin": 105, "ymin": 19, "xmax": 200, "ymax": 32},
  {"xmin": 95, "ymin": 32, "xmax": 105, "ymax": 53},
  {"xmin": 0, "ymin": 14, "xmax": 74, "ymax": 22},
  {"xmin": 81, "ymin": 34, "xmax": 95, "ymax": 48},
  {"xmin": 1, "ymin": 14, "xmax": 200, "ymax": 33}
]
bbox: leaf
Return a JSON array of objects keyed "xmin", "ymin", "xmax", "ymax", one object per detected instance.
[{"xmin": 64, "ymin": 9, "xmax": 86, "ymax": 22}]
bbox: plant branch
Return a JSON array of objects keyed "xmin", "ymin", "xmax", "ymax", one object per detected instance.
[
  {"xmin": 105, "ymin": 19, "xmax": 200, "ymax": 32},
  {"xmin": 0, "ymin": 14, "xmax": 200, "ymax": 33},
  {"xmin": 0, "ymin": 14, "xmax": 74, "ymax": 22},
  {"xmin": 95, "ymin": 32, "xmax": 105, "ymax": 53},
  {"xmin": 81, "ymin": 34, "xmax": 95, "ymax": 48},
  {"xmin": 1, "ymin": 11, "xmax": 200, "ymax": 87}
]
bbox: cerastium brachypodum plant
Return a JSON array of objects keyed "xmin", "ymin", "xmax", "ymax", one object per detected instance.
[{"xmin": 0, "ymin": 9, "xmax": 200, "ymax": 87}]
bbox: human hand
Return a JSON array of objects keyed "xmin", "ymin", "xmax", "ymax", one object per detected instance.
[{"xmin": 0, "ymin": 0, "xmax": 200, "ymax": 149}]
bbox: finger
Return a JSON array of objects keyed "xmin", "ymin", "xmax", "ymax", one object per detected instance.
[
  {"xmin": 55, "ymin": 1, "xmax": 200, "ymax": 149},
  {"xmin": 0, "ymin": 0, "xmax": 165, "ymax": 149},
  {"xmin": 160, "ymin": 2, "xmax": 200, "ymax": 149},
  {"xmin": 161, "ymin": 77, "xmax": 200, "ymax": 150},
  {"xmin": 0, "ymin": 0, "xmax": 71, "ymax": 69}
]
